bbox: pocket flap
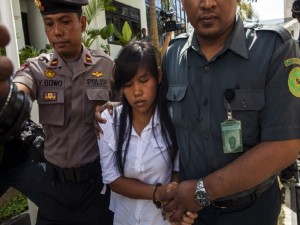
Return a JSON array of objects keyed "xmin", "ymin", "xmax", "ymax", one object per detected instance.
[
  {"xmin": 166, "ymin": 86, "xmax": 187, "ymax": 102},
  {"xmin": 86, "ymin": 88, "xmax": 109, "ymax": 101},
  {"xmin": 226, "ymin": 90, "xmax": 265, "ymax": 111}
]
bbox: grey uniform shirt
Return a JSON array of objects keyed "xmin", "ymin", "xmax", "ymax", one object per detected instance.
[
  {"xmin": 163, "ymin": 16, "xmax": 300, "ymax": 198},
  {"xmin": 14, "ymin": 46, "xmax": 115, "ymax": 168}
]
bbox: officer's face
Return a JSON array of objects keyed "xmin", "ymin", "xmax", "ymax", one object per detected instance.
[
  {"xmin": 182, "ymin": 0, "xmax": 237, "ymax": 42},
  {"xmin": 122, "ymin": 66, "xmax": 160, "ymax": 120},
  {"xmin": 43, "ymin": 13, "xmax": 86, "ymax": 60}
]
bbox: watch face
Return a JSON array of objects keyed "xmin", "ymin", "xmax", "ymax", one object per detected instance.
[
  {"xmin": 195, "ymin": 179, "xmax": 210, "ymax": 207},
  {"xmin": 195, "ymin": 190, "xmax": 210, "ymax": 207}
]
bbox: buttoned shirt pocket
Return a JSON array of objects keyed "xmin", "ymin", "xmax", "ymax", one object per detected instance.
[
  {"xmin": 85, "ymin": 88, "xmax": 110, "ymax": 124},
  {"xmin": 166, "ymin": 86, "xmax": 188, "ymax": 128},
  {"xmin": 37, "ymin": 89, "xmax": 64, "ymax": 126},
  {"xmin": 225, "ymin": 90, "xmax": 265, "ymax": 145}
]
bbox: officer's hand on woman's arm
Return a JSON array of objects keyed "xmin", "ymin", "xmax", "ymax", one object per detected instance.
[{"xmin": 94, "ymin": 102, "xmax": 119, "ymax": 138}]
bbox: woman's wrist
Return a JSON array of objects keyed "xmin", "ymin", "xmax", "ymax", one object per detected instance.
[{"xmin": 152, "ymin": 183, "xmax": 162, "ymax": 208}]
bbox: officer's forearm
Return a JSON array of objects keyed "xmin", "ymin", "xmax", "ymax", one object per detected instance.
[{"xmin": 204, "ymin": 139, "xmax": 300, "ymax": 201}]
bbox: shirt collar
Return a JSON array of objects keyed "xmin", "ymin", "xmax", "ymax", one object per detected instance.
[
  {"xmin": 47, "ymin": 45, "xmax": 95, "ymax": 68},
  {"xmin": 180, "ymin": 15, "xmax": 249, "ymax": 60}
]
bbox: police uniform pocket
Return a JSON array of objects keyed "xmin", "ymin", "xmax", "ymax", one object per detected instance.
[
  {"xmin": 166, "ymin": 86, "xmax": 188, "ymax": 128},
  {"xmin": 225, "ymin": 90, "xmax": 265, "ymax": 145},
  {"xmin": 37, "ymin": 89, "xmax": 64, "ymax": 126},
  {"xmin": 85, "ymin": 88, "xmax": 110, "ymax": 124}
]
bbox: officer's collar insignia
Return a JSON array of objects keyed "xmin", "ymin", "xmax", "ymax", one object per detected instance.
[
  {"xmin": 50, "ymin": 58, "xmax": 58, "ymax": 66},
  {"xmin": 45, "ymin": 69, "xmax": 56, "ymax": 78},
  {"xmin": 86, "ymin": 54, "xmax": 93, "ymax": 64},
  {"xmin": 285, "ymin": 58, "xmax": 300, "ymax": 97},
  {"xmin": 35, "ymin": 0, "xmax": 44, "ymax": 12},
  {"xmin": 43, "ymin": 92, "xmax": 57, "ymax": 101},
  {"xmin": 92, "ymin": 71, "xmax": 103, "ymax": 77}
]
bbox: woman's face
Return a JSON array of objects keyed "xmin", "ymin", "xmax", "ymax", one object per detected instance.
[{"xmin": 123, "ymin": 66, "xmax": 159, "ymax": 119}]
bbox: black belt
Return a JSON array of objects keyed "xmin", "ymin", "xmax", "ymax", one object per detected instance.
[
  {"xmin": 211, "ymin": 182, "xmax": 273, "ymax": 209},
  {"xmin": 46, "ymin": 160, "xmax": 101, "ymax": 183}
]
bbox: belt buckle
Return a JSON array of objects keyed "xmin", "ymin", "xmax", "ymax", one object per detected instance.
[{"xmin": 61, "ymin": 168, "xmax": 77, "ymax": 182}]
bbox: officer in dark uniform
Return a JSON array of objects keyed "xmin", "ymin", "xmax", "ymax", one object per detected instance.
[
  {"xmin": 159, "ymin": 1, "xmax": 300, "ymax": 225},
  {"xmin": 13, "ymin": 0, "xmax": 114, "ymax": 224}
]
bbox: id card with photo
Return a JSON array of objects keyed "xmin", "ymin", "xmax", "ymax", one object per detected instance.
[{"xmin": 221, "ymin": 120, "xmax": 243, "ymax": 154}]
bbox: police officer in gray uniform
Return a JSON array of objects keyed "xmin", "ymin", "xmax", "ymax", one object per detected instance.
[
  {"xmin": 160, "ymin": 1, "xmax": 300, "ymax": 225},
  {"xmin": 13, "ymin": 0, "xmax": 114, "ymax": 224}
]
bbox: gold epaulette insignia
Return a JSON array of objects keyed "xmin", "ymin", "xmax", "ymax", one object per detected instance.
[
  {"xmin": 86, "ymin": 54, "xmax": 93, "ymax": 64},
  {"xmin": 50, "ymin": 59, "xmax": 58, "ymax": 66}
]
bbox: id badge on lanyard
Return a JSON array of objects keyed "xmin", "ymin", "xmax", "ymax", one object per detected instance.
[{"xmin": 221, "ymin": 89, "xmax": 243, "ymax": 154}]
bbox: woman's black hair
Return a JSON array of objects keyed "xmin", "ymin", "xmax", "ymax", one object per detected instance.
[{"xmin": 113, "ymin": 41, "xmax": 178, "ymax": 174}]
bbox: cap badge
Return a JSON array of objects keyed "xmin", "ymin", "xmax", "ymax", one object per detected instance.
[
  {"xmin": 45, "ymin": 69, "xmax": 56, "ymax": 78},
  {"xmin": 35, "ymin": 0, "xmax": 44, "ymax": 11}
]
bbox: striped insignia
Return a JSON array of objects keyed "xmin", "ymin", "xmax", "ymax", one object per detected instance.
[
  {"xmin": 50, "ymin": 59, "xmax": 58, "ymax": 66},
  {"xmin": 86, "ymin": 54, "xmax": 93, "ymax": 63}
]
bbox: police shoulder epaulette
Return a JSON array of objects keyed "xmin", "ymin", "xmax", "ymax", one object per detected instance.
[
  {"xmin": 244, "ymin": 22, "xmax": 291, "ymax": 42},
  {"xmin": 37, "ymin": 53, "xmax": 52, "ymax": 63},
  {"xmin": 170, "ymin": 32, "xmax": 189, "ymax": 45},
  {"xmin": 89, "ymin": 49, "xmax": 114, "ymax": 62}
]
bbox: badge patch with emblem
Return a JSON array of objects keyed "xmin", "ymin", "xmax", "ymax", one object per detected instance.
[
  {"xmin": 92, "ymin": 71, "xmax": 103, "ymax": 77},
  {"xmin": 45, "ymin": 69, "xmax": 56, "ymax": 78},
  {"xmin": 86, "ymin": 54, "xmax": 93, "ymax": 64},
  {"xmin": 285, "ymin": 58, "xmax": 300, "ymax": 97},
  {"xmin": 43, "ymin": 92, "xmax": 57, "ymax": 101}
]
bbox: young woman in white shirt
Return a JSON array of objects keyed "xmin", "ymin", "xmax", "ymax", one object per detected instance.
[{"xmin": 98, "ymin": 41, "xmax": 197, "ymax": 225}]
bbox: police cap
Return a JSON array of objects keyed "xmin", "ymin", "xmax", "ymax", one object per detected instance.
[
  {"xmin": 292, "ymin": 0, "xmax": 300, "ymax": 18},
  {"xmin": 35, "ymin": 0, "xmax": 89, "ymax": 15}
]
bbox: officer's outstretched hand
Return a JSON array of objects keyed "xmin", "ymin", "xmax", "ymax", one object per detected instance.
[{"xmin": 0, "ymin": 24, "xmax": 14, "ymax": 101}]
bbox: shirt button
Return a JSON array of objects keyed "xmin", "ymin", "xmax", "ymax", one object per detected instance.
[
  {"xmin": 204, "ymin": 66, "xmax": 210, "ymax": 72},
  {"xmin": 203, "ymin": 99, "xmax": 208, "ymax": 105},
  {"xmin": 204, "ymin": 132, "xmax": 209, "ymax": 139},
  {"xmin": 241, "ymin": 99, "xmax": 247, "ymax": 108}
]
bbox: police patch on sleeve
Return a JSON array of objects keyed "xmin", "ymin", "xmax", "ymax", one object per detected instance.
[{"xmin": 285, "ymin": 58, "xmax": 300, "ymax": 97}]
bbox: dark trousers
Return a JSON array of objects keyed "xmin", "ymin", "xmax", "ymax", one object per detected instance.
[
  {"xmin": 193, "ymin": 179, "xmax": 281, "ymax": 225},
  {"xmin": 36, "ymin": 163, "xmax": 113, "ymax": 225}
]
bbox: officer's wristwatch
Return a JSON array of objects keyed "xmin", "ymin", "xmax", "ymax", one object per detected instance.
[{"xmin": 195, "ymin": 178, "xmax": 210, "ymax": 207}]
